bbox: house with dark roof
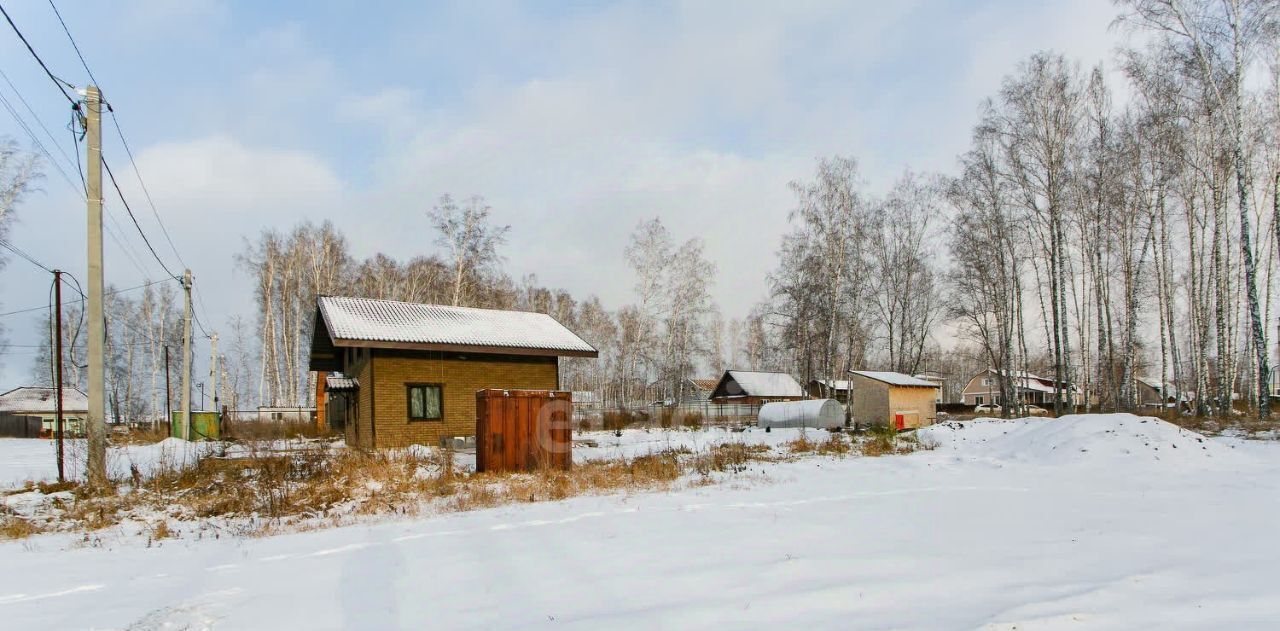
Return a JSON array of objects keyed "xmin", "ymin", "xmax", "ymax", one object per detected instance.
[
  {"xmin": 308, "ymin": 296, "xmax": 597, "ymax": 449},
  {"xmin": 708, "ymin": 370, "xmax": 806, "ymax": 405}
]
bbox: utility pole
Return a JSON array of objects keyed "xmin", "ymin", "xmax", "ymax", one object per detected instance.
[
  {"xmin": 209, "ymin": 333, "xmax": 219, "ymax": 416},
  {"xmin": 180, "ymin": 269, "xmax": 193, "ymax": 441},
  {"xmin": 163, "ymin": 345, "xmax": 171, "ymax": 434},
  {"xmin": 53, "ymin": 270, "xmax": 65, "ymax": 483},
  {"xmin": 84, "ymin": 85, "xmax": 106, "ymax": 487}
]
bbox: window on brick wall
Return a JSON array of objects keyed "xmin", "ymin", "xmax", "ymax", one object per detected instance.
[{"xmin": 407, "ymin": 384, "xmax": 443, "ymax": 421}]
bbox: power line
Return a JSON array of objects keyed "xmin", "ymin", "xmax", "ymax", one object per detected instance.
[
  {"xmin": 191, "ymin": 284, "xmax": 214, "ymax": 338},
  {"xmin": 0, "ymin": 237, "xmax": 53, "ymax": 273},
  {"xmin": 0, "ymin": 65, "xmax": 79, "ymax": 183},
  {"xmin": 105, "ymin": 112, "xmax": 187, "ymax": 269},
  {"xmin": 45, "ymin": 0, "xmax": 97, "ymax": 88},
  {"xmin": 0, "ymin": 2, "xmax": 75, "ymax": 104},
  {"xmin": 101, "ymin": 157, "xmax": 179, "ymax": 281},
  {"xmin": 0, "ymin": 81, "xmax": 82, "ymax": 197},
  {"xmin": 44, "ymin": 0, "xmax": 188, "ymax": 272}
]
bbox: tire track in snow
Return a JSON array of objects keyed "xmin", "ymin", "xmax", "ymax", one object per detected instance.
[{"xmin": 0, "ymin": 584, "xmax": 103, "ymax": 604}]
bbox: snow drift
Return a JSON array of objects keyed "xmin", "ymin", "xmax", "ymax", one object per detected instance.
[{"xmin": 918, "ymin": 413, "xmax": 1244, "ymax": 466}]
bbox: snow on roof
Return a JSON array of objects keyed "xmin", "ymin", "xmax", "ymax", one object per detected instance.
[
  {"xmin": 811, "ymin": 379, "xmax": 853, "ymax": 391},
  {"xmin": 317, "ymin": 296, "xmax": 597, "ymax": 356},
  {"xmin": 325, "ymin": 375, "xmax": 359, "ymax": 391},
  {"xmin": 851, "ymin": 371, "xmax": 940, "ymax": 388},
  {"xmin": 723, "ymin": 370, "xmax": 805, "ymax": 397},
  {"xmin": 0, "ymin": 387, "xmax": 88, "ymax": 413}
]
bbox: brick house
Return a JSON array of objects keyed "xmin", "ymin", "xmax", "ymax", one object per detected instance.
[{"xmin": 308, "ymin": 296, "xmax": 597, "ymax": 449}]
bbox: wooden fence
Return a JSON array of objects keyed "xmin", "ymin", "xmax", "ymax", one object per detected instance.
[{"xmin": 0, "ymin": 413, "xmax": 43, "ymax": 438}]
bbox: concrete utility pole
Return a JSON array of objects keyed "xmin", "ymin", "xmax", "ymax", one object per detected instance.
[
  {"xmin": 163, "ymin": 345, "xmax": 171, "ymax": 434},
  {"xmin": 84, "ymin": 85, "xmax": 107, "ymax": 487},
  {"xmin": 53, "ymin": 270, "xmax": 65, "ymax": 483},
  {"xmin": 209, "ymin": 333, "xmax": 219, "ymax": 416},
  {"xmin": 180, "ymin": 269, "xmax": 193, "ymax": 441}
]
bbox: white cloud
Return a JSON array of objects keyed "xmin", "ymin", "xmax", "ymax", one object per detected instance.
[
  {"xmin": 0, "ymin": 1, "xmax": 1141, "ymax": 394},
  {"xmin": 132, "ymin": 136, "xmax": 342, "ymax": 211}
]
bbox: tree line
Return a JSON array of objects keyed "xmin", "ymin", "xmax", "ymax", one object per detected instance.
[
  {"xmin": 10, "ymin": 0, "xmax": 1278, "ymax": 423},
  {"xmin": 754, "ymin": 0, "xmax": 1280, "ymax": 420}
]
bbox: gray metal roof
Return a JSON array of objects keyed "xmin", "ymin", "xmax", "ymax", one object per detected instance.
[
  {"xmin": 851, "ymin": 371, "xmax": 940, "ymax": 388},
  {"xmin": 325, "ymin": 375, "xmax": 359, "ymax": 391},
  {"xmin": 717, "ymin": 370, "xmax": 805, "ymax": 398},
  {"xmin": 0, "ymin": 387, "xmax": 89, "ymax": 413},
  {"xmin": 317, "ymin": 296, "xmax": 597, "ymax": 356}
]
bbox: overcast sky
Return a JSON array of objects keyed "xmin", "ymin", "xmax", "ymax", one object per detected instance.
[{"xmin": 0, "ymin": 0, "xmax": 1130, "ymax": 390}]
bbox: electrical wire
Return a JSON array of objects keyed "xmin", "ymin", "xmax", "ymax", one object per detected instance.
[
  {"xmin": 101, "ymin": 157, "xmax": 179, "ymax": 281},
  {"xmin": 0, "ymin": 277, "xmax": 171, "ymax": 319},
  {"xmin": 0, "ymin": 237, "xmax": 53, "ymax": 273},
  {"xmin": 2, "ymin": 2, "xmax": 214, "ymax": 348},
  {"xmin": 45, "ymin": 0, "xmax": 189, "ymax": 274},
  {"xmin": 45, "ymin": 0, "xmax": 97, "ymax": 88},
  {"xmin": 0, "ymin": 83, "xmax": 81, "ymax": 196},
  {"xmin": 0, "ymin": 65, "xmax": 79, "ymax": 185},
  {"xmin": 0, "ymin": 2, "xmax": 76, "ymax": 104}
]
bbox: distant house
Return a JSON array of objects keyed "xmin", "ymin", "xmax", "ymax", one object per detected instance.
[
  {"xmin": 308, "ymin": 296, "xmax": 598, "ymax": 449},
  {"xmin": 1136, "ymin": 378, "xmax": 1184, "ymax": 407},
  {"xmin": 806, "ymin": 379, "xmax": 852, "ymax": 404},
  {"xmin": 0, "ymin": 386, "xmax": 88, "ymax": 436},
  {"xmin": 961, "ymin": 369, "xmax": 1078, "ymax": 407},
  {"xmin": 682, "ymin": 378, "xmax": 719, "ymax": 403},
  {"xmin": 709, "ymin": 370, "xmax": 805, "ymax": 405},
  {"xmin": 848, "ymin": 371, "xmax": 940, "ymax": 429}
]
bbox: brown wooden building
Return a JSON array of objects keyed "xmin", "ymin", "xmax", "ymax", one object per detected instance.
[
  {"xmin": 308, "ymin": 296, "xmax": 597, "ymax": 449},
  {"xmin": 848, "ymin": 371, "xmax": 940, "ymax": 429}
]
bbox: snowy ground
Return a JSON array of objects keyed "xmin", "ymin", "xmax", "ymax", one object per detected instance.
[
  {"xmin": 0, "ymin": 437, "xmax": 328, "ymax": 488},
  {"xmin": 2, "ymin": 414, "xmax": 1279, "ymax": 629}
]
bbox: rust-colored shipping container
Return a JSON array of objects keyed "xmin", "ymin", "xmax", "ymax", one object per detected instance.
[{"xmin": 475, "ymin": 389, "xmax": 572, "ymax": 473}]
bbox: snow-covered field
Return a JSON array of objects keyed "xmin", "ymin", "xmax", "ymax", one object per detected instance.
[
  {"xmin": 0, "ymin": 437, "xmax": 216, "ymax": 487},
  {"xmin": 2, "ymin": 414, "xmax": 1279, "ymax": 630}
]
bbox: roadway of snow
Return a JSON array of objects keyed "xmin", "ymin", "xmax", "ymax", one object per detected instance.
[{"xmin": 2, "ymin": 414, "xmax": 1279, "ymax": 629}]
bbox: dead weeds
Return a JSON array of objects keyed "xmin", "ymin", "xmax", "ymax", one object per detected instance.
[{"xmin": 8, "ymin": 427, "xmax": 941, "ymax": 541}]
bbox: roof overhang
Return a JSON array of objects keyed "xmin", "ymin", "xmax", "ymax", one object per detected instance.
[{"xmin": 328, "ymin": 337, "xmax": 599, "ymax": 358}]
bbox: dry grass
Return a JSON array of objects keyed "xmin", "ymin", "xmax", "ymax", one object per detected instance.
[
  {"xmin": 787, "ymin": 431, "xmax": 817, "ymax": 454},
  {"xmin": 859, "ymin": 426, "xmax": 933, "ymax": 457},
  {"xmin": 0, "ymin": 515, "xmax": 42, "ymax": 540},
  {"xmin": 10, "ymin": 424, "xmax": 949, "ymax": 541},
  {"xmin": 1152, "ymin": 409, "xmax": 1280, "ymax": 438},
  {"xmin": 112, "ymin": 426, "xmax": 172, "ymax": 445}
]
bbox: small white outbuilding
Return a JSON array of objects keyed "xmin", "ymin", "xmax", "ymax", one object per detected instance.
[{"xmin": 757, "ymin": 399, "xmax": 844, "ymax": 429}]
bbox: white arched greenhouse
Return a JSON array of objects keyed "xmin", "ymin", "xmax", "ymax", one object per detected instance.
[{"xmin": 756, "ymin": 399, "xmax": 845, "ymax": 429}]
